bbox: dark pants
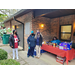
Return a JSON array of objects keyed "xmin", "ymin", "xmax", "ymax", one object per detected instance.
[{"xmin": 27, "ymin": 47, "xmax": 35, "ymax": 56}]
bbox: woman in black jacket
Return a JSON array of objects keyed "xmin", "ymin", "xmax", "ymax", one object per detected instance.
[{"xmin": 9, "ymin": 30, "xmax": 20, "ymax": 59}]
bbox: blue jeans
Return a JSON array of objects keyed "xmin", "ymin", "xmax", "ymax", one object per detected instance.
[{"xmin": 27, "ymin": 46, "xmax": 35, "ymax": 56}]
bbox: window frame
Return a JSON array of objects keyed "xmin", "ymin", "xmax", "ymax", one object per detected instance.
[
  {"xmin": 59, "ymin": 24, "xmax": 72, "ymax": 42},
  {"xmin": 25, "ymin": 22, "xmax": 30, "ymax": 35}
]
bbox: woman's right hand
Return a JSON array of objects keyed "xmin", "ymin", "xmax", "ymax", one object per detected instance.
[
  {"xmin": 28, "ymin": 47, "xmax": 30, "ymax": 49},
  {"xmin": 11, "ymin": 46, "xmax": 13, "ymax": 48}
]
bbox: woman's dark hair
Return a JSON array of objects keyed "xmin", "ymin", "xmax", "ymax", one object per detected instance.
[
  {"xmin": 13, "ymin": 30, "xmax": 16, "ymax": 34},
  {"xmin": 52, "ymin": 36, "xmax": 58, "ymax": 40},
  {"xmin": 3, "ymin": 32, "xmax": 6, "ymax": 34}
]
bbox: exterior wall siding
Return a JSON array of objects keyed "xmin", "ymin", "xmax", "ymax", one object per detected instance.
[{"xmin": 32, "ymin": 16, "xmax": 51, "ymax": 42}]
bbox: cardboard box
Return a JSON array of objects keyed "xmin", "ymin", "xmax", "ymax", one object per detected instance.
[
  {"xmin": 56, "ymin": 56, "xmax": 66, "ymax": 64},
  {"xmin": 59, "ymin": 42, "xmax": 72, "ymax": 50}
]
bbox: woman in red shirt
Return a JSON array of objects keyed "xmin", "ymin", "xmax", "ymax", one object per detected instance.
[{"xmin": 9, "ymin": 30, "xmax": 20, "ymax": 59}]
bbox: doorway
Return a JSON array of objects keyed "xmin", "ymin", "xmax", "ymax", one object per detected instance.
[{"xmin": 15, "ymin": 24, "xmax": 24, "ymax": 50}]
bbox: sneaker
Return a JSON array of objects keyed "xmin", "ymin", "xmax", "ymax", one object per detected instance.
[
  {"xmin": 13, "ymin": 58, "xmax": 15, "ymax": 60},
  {"xmin": 32, "ymin": 55, "xmax": 34, "ymax": 58},
  {"xmin": 37, "ymin": 57, "xmax": 40, "ymax": 59},
  {"xmin": 36, "ymin": 57, "xmax": 40, "ymax": 59},
  {"xmin": 35, "ymin": 56, "xmax": 38, "ymax": 58},
  {"xmin": 17, "ymin": 57, "xmax": 19, "ymax": 59},
  {"xmin": 27, "ymin": 55, "xmax": 29, "ymax": 58}
]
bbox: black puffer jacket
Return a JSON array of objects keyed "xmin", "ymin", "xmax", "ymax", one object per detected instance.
[
  {"xmin": 9, "ymin": 34, "xmax": 20, "ymax": 48},
  {"xmin": 35, "ymin": 33, "xmax": 43, "ymax": 46},
  {"xmin": 36, "ymin": 35, "xmax": 43, "ymax": 46},
  {"xmin": 27, "ymin": 34, "xmax": 36, "ymax": 47}
]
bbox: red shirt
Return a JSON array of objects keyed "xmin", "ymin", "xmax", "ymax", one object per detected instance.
[{"xmin": 14, "ymin": 35, "xmax": 18, "ymax": 48}]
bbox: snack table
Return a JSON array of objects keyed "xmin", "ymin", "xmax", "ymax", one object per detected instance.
[{"xmin": 41, "ymin": 44, "xmax": 75, "ymax": 65}]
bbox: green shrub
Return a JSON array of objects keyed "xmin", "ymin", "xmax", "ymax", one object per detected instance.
[
  {"xmin": 0, "ymin": 59, "xmax": 20, "ymax": 65},
  {"xmin": 0, "ymin": 49, "xmax": 8, "ymax": 60}
]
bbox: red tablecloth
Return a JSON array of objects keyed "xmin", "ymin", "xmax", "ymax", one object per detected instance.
[{"xmin": 41, "ymin": 44, "xmax": 75, "ymax": 65}]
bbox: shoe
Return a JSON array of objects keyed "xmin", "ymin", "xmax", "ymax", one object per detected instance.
[
  {"xmin": 17, "ymin": 58, "xmax": 19, "ymax": 59},
  {"xmin": 27, "ymin": 55, "xmax": 29, "ymax": 58},
  {"xmin": 13, "ymin": 58, "xmax": 15, "ymax": 60},
  {"xmin": 35, "ymin": 56, "xmax": 38, "ymax": 58},
  {"xmin": 35, "ymin": 56, "xmax": 40, "ymax": 59},
  {"xmin": 32, "ymin": 55, "xmax": 34, "ymax": 58},
  {"xmin": 37, "ymin": 57, "xmax": 40, "ymax": 59}
]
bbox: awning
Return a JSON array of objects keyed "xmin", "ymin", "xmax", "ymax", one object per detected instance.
[{"xmin": 41, "ymin": 9, "xmax": 75, "ymax": 18}]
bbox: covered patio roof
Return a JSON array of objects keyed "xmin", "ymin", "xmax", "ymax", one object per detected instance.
[
  {"xmin": 41, "ymin": 9, "xmax": 75, "ymax": 18},
  {"xmin": 4, "ymin": 9, "xmax": 75, "ymax": 23}
]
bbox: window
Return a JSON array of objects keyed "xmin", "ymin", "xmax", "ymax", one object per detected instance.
[
  {"xmin": 25, "ymin": 22, "xmax": 30, "ymax": 35},
  {"xmin": 59, "ymin": 25, "xmax": 72, "ymax": 41}
]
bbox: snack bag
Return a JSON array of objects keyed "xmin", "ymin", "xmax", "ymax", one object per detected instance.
[
  {"xmin": 59, "ymin": 43, "xmax": 64, "ymax": 50},
  {"xmin": 63, "ymin": 42, "xmax": 67, "ymax": 51},
  {"xmin": 67, "ymin": 43, "xmax": 72, "ymax": 50}
]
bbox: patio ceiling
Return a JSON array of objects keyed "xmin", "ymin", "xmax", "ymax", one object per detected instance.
[
  {"xmin": 41, "ymin": 9, "xmax": 75, "ymax": 18},
  {"xmin": 4, "ymin": 9, "xmax": 75, "ymax": 23}
]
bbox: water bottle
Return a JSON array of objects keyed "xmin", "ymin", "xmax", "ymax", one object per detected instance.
[{"xmin": 71, "ymin": 41, "xmax": 73, "ymax": 43}]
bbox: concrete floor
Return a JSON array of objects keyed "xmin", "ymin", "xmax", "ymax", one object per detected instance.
[{"xmin": 0, "ymin": 45, "xmax": 75, "ymax": 65}]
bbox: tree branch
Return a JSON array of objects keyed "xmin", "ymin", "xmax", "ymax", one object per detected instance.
[{"xmin": 0, "ymin": 9, "xmax": 8, "ymax": 17}]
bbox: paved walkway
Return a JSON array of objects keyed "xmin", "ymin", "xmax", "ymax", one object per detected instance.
[
  {"xmin": 0, "ymin": 45, "xmax": 52, "ymax": 65},
  {"xmin": 0, "ymin": 45, "xmax": 75, "ymax": 65}
]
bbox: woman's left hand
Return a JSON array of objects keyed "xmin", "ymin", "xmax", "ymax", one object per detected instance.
[
  {"xmin": 18, "ymin": 40, "xmax": 20, "ymax": 42},
  {"xmin": 40, "ymin": 46, "xmax": 41, "ymax": 48}
]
